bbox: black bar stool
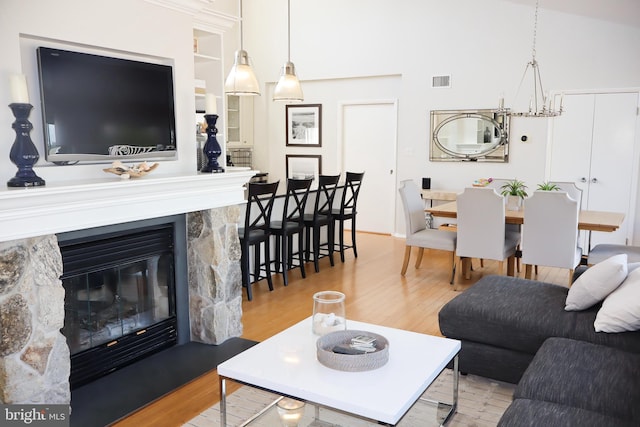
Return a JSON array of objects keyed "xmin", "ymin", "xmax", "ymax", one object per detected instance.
[
  {"xmin": 332, "ymin": 171, "xmax": 365, "ymax": 262},
  {"xmin": 304, "ymin": 174, "xmax": 340, "ymax": 273},
  {"xmin": 269, "ymin": 178, "xmax": 312, "ymax": 286},
  {"xmin": 239, "ymin": 181, "xmax": 279, "ymax": 301}
]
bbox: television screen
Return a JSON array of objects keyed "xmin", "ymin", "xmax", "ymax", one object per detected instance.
[{"xmin": 37, "ymin": 47, "xmax": 177, "ymax": 164}]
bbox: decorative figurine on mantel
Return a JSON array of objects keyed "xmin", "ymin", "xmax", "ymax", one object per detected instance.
[
  {"xmin": 200, "ymin": 93, "xmax": 224, "ymax": 173},
  {"xmin": 6, "ymin": 74, "xmax": 45, "ymax": 187}
]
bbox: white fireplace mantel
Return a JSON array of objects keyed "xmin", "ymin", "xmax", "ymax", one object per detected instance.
[{"xmin": 0, "ymin": 168, "xmax": 256, "ymax": 243}]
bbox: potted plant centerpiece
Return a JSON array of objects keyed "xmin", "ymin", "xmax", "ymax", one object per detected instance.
[
  {"xmin": 537, "ymin": 181, "xmax": 560, "ymax": 191},
  {"xmin": 500, "ymin": 179, "xmax": 528, "ymax": 211}
]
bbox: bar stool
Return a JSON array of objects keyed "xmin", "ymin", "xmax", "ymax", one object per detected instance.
[
  {"xmin": 269, "ymin": 178, "xmax": 312, "ymax": 286},
  {"xmin": 304, "ymin": 174, "xmax": 340, "ymax": 273},
  {"xmin": 239, "ymin": 181, "xmax": 279, "ymax": 301},
  {"xmin": 332, "ymin": 171, "xmax": 365, "ymax": 262}
]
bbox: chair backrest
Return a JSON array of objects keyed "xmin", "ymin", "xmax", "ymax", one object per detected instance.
[
  {"xmin": 549, "ymin": 181, "xmax": 583, "ymax": 209},
  {"xmin": 244, "ymin": 181, "xmax": 279, "ymax": 231},
  {"xmin": 521, "ymin": 190, "xmax": 580, "ymax": 268},
  {"xmin": 338, "ymin": 172, "xmax": 365, "ymax": 215},
  {"xmin": 281, "ymin": 178, "xmax": 312, "ymax": 225},
  {"xmin": 456, "ymin": 187, "xmax": 507, "ymax": 260},
  {"xmin": 312, "ymin": 174, "xmax": 340, "ymax": 219},
  {"xmin": 398, "ymin": 180, "xmax": 427, "ymax": 236}
]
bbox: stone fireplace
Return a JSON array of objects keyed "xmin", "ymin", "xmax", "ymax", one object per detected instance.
[{"xmin": 0, "ymin": 170, "xmax": 254, "ymax": 405}]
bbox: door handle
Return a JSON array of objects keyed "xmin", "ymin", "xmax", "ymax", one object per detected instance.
[
  {"xmin": 390, "ymin": 169, "xmax": 393, "ymax": 174},
  {"xmin": 580, "ymin": 177, "xmax": 587, "ymax": 183},
  {"xmin": 591, "ymin": 178, "xmax": 598, "ymax": 184}
]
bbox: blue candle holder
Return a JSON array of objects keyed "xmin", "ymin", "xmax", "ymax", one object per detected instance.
[
  {"xmin": 7, "ymin": 103, "xmax": 45, "ymax": 187},
  {"xmin": 200, "ymin": 114, "xmax": 224, "ymax": 173}
]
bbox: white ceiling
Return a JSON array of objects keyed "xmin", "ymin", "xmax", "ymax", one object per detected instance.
[{"xmin": 501, "ymin": 0, "xmax": 640, "ymax": 28}]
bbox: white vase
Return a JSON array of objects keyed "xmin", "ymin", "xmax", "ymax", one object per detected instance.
[{"xmin": 506, "ymin": 195, "xmax": 522, "ymax": 211}]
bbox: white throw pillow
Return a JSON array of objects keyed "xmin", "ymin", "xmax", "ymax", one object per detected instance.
[
  {"xmin": 628, "ymin": 262, "xmax": 640, "ymax": 273},
  {"xmin": 565, "ymin": 254, "xmax": 628, "ymax": 311},
  {"xmin": 594, "ymin": 266, "xmax": 640, "ymax": 333}
]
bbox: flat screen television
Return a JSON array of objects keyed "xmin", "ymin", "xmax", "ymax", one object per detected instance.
[{"xmin": 37, "ymin": 47, "xmax": 177, "ymax": 164}]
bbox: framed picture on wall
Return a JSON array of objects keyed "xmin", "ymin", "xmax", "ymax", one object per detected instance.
[
  {"xmin": 286, "ymin": 154, "xmax": 322, "ymax": 182},
  {"xmin": 286, "ymin": 104, "xmax": 322, "ymax": 147}
]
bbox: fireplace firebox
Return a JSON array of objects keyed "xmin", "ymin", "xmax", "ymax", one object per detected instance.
[{"xmin": 58, "ymin": 221, "xmax": 182, "ymax": 389}]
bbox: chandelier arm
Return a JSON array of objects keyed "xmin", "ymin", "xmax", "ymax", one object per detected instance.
[
  {"xmin": 534, "ymin": 62, "xmax": 547, "ymax": 110},
  {"xmin": 514, "ymin": 61, "xmax": 533, "ymax": 109}
]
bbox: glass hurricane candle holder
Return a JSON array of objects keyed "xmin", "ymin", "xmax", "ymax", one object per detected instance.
[
  {"xmin": 276, "ymin": 397, "xmax": 305, "ymax": 427},
  {"xmin": 312, "ymin": 291, "xmax": 346, "ymax": 336}
]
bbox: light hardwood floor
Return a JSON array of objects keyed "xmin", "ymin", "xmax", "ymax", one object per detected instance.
[{"xmin": 112, "ymin": 232, "xmax": 571, "ymax": 427}]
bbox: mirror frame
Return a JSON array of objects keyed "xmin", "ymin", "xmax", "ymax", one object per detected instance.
[{"xmin": 430, "ymin": 108, "xmax": 510, "ymax": 162}]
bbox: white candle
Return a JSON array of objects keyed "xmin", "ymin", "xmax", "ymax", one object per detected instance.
[
  {"xmin": 10, "ymin": 74, "xmax": 29, "ymax": 104},
  {"xmin": 205, "ymin": 93, "xmax": 217, "ymax": 115}
]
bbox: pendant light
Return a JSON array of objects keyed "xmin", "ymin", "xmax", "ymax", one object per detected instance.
[
  {"xmin": 511, "ymin": 0, "xmax": 562, "ymax": 117},
  {"xmin": 225, "ymin": 0, "xmax": 260, "ymax": 96},
  {"xmin": 273, "ymin": 0, "xmax": 303, "ymax": 101}
]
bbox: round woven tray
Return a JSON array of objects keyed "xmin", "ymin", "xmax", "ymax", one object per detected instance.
[{"xmin": 316, "ymin": 330, "xmax": 389, "ymax": 372}]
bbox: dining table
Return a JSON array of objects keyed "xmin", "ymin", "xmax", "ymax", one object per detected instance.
[
  {"xmin": 426, "ymin": 200, "xmax": 625, "ymax": 232},
  {"xmin": 426, "ymin": 200, "xmax": 625, "ymax": 250},
  {"xmin": 426, "ymin": 200, "xmax": 625, "ymax": 280}
]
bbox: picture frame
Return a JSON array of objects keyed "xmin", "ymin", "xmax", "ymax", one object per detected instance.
[
  {"xmin": 286, "ymin": 154, "xmax": 322, "ymax": 182},
  {"xmin": 286, "ymin": 104, "xmax": 322, "ymax": 147}
]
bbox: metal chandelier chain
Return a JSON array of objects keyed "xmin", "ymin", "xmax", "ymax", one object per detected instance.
[{"xmin": 531, "ymin": 0, "xmax": 539, "ymax": 61}]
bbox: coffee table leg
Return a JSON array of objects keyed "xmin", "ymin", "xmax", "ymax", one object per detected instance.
[
  {"xmin": 220, "ymin": 376, "xmax": 227, "ymax": 427},
  {"xmin": 452, "ymin": 355, "xmax": 459, "ymax": 414}
]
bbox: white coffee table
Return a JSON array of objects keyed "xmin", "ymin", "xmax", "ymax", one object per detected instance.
[{"xmin": 217, "ymin": 318, "xmax": 460, "ymax": 426}]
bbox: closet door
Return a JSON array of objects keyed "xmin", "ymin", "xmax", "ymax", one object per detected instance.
[{"xmin": 549, "ymin": 92, "xmax": 639, "ymax": 248}]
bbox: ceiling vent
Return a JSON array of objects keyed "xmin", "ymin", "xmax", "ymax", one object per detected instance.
[{"xmin": 431, "ymin": 75, "xmax": 451, "ymax": 88}]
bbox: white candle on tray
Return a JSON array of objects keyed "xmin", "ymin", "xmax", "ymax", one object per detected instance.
[
  {"xmin": 10, "ymin": 74, "xmax": 29, "ymax": 104},
  {"xmin": 205, "ymin": 93, "xmax": 217, "ymax": 115}
]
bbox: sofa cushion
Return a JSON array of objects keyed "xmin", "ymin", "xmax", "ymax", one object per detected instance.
[
  {"xmin": 595, "ymin": 266, "xmax": 640, "ymax": 332},
  {"xmin": 514, "ymin": 337, "xmax": 640, "ymax": 422},
  {"xmin": 565, "ymin": 253, "xmax": 627, "ymax": 311},
  {"xmin": 498, "ymin": 398, "xmax": 637, "ymax": 427},
  {"xmin": 438, "ymin": 275, "xmax": 640, "ymax": 355}
]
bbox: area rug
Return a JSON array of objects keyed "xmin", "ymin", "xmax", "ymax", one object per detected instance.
[{"xmin": 184, "ymin": 369, "xmax": 515, "ymax": 427}]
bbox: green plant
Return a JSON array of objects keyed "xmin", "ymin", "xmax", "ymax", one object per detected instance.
[
  {"xmin": 500, "ymin": 179, "xmax": 528, "ymax": 198},
  {"xmin": 537, "ymin": 181, "xmax": 560, "ymax": 191}
]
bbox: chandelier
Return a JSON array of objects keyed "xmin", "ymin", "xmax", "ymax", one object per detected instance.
[{"xmin": 511, "ymin": 0, "xmax": 562, "ymax": 117}]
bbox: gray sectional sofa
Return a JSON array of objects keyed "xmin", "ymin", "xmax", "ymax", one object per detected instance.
[{"xmin": 438, "ymin": 274, "xmax": 640, "ymax": 426}]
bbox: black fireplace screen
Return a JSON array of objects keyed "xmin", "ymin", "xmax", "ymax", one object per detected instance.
[
  {"xmin": 59, "ymin": 224, "xmax": 177, "ymax": 388},
  {"xmin": 63, "ymin": 256, "xmax": 173, "ymax": 354}
]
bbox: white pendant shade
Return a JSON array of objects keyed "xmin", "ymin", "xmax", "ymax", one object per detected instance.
[
  {"xmin": 225, "ymin": 50, "xmax": 260, "ymax": 96},
  {"xmin": 273, "ymin": 61, "xmax": 303, "ymax": 101}
]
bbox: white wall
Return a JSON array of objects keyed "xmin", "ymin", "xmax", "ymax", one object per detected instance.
[
  {"xmin": 242, "ymin": 0, "xmax": 640, "ymax": 236},
  {"xmin": 0, "ymin": 0, "xmax": 225, "ymax": 184}
]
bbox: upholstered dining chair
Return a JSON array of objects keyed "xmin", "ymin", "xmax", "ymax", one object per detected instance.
[
  {"xmin": 332, "ymin": 171, "xmax": 365, "ymax": 262},
  {"xmin": 487, "ymin": 178, "xmax": 522, "ymax": 271},
  {"xmin": 304, "ymin": 174, "xmax": 340, "ymax": 273},
  {"xmin": 521, "ymin": 190, "xmax": 582, "ymax": 287},
  {"xmin": 549, "ymin": 181, "xmax": 583, "ymax": 208},
  {"xmin": 269, "ymin": 178, "xmax": 312, "ymax": 287},
  {"xmin": 456, "ymin": 187, "xmax": 519, "ymax": 280},
  {"xmin": 398, "ymin": 180, "xmax": 457, "ymax": 283},
  {"xmin": 239, "ymin": 181, "xmax": 279, "ymax": 301}
]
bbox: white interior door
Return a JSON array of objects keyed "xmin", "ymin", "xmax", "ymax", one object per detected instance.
[
  {"xmin": 340, "ymin": 101, "xmax": 397, "ymax": 234},
  {"xmin": 549, "ymin": 91, "xmax": 639, "ymax": 247}
]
